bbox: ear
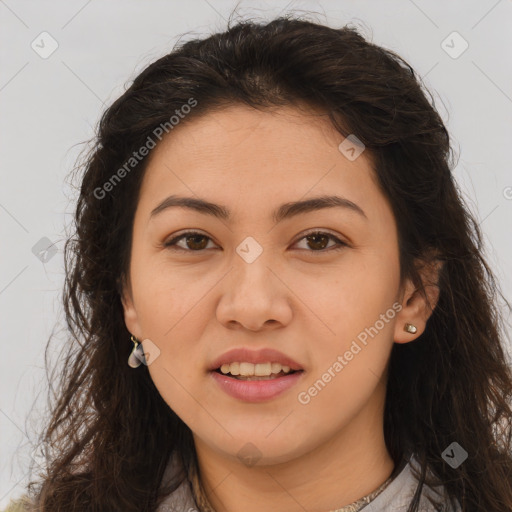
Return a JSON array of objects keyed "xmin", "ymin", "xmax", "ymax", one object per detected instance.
[
  {"xmin": 119, "ymin": 274, "xmax": 143, "ymax": 340},
  {"xmin": 393, "ymin": 255, "xmax": 443, "ymax": 344}
]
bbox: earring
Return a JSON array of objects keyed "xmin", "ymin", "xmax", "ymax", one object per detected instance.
[
  {"xmin": 403, "ymin": 323, "xmax": 417, "ymax": 334},
  {"xmin": 128, "ymin": 335, "xmax": 146, "ymax": 368}
]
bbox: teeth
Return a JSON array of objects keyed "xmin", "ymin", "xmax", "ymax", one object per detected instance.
[{"xmin": 219, "ymin": 362, "xmax": 293, "ymax": 376}]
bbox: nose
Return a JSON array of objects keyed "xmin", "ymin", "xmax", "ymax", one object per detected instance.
[{"xmin": 215, "ymin": 258, "xmax": 293, "ymax": 332}]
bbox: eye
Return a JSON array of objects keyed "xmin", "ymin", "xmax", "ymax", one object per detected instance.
[
  {"xmin": 292, "ymin": 230, "xmax": 348, "ymax": 254},
  {"xmin": 163, "ymin": 230, "xmax": 348, "ymax": 254},
  {"xmin": 163, "ymin": 230, "xmax": 215, "ymax": 252}
]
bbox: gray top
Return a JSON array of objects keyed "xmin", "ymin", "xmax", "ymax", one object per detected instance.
[
  {"xmin": 156, "ymin": 453, "xmax": 462, "ymax": 512},
  {"xmin": 363, "ymin": 454, "xmax": 461, "ymax": 511}
]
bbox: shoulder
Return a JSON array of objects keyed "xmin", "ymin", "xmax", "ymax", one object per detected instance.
[
  {"xmin": 157, "ymin": 452, "xmax": 197, "ymax": 512},
  {"xmin": 2, "ymin": 496, "xmax": 33, "ymax": 512},
  {"xmin": 365, "ymin": 454, "xmax": 462, "ymax": 512}
]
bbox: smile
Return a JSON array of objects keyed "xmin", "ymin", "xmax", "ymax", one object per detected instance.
[{"xmin": 210, "ymin": 368, "xmax": 305, "ymax": 402}]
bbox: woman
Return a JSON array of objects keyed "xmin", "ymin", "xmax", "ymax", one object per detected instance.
[{"xmin": 6, "ymin": 14, "xmax": 512, "ymax": 512}]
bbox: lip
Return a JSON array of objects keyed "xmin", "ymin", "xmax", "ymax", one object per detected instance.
[
  {"xmin": 208, "ymin": 347, "xmax": 304, "ymax": 372},
  {"xmin": 210, "ymin": 370, "xmax": 305, "ymax": 402}
]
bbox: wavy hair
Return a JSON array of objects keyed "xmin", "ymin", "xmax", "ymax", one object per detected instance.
[{"xmin": 22, "ymin": 13, "xmax": 512, "ymax": 512}]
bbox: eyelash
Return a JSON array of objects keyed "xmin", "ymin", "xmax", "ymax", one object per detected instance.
[{"xmin": 163, "ymin": 230, "xmax": 348, "ymax": 255}]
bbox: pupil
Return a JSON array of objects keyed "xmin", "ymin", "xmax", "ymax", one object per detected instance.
[
  {"xmin": 187, "ymin": 235, "xmax": 207, "ymax": 250},
  {"xmin": 307, "ymin": 234, "xmax": 327, "ymax": 250}
]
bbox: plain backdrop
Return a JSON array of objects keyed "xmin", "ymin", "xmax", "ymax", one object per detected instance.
[{"xmin": 1, "ymin": 0, "xmax": 511, "ymax": 506}]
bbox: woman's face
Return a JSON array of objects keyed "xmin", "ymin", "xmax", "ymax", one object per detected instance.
[{"xmin": 122, "ymin": 104, "xmax": 416, "ymax": 467}]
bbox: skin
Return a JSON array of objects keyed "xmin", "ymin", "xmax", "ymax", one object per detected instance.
[{"xmin": 121, "ymin": 104, "xmax": 441, "ymax": 512}]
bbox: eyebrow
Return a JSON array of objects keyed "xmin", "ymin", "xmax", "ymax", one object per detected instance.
[{"xmin": 149, "ymin": 194, "xmax": 367, "ymax": 224}]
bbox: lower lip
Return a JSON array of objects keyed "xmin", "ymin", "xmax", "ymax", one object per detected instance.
[{"xmin": 210, "ymin": 370, "xmax": 305, "ymax": 402}]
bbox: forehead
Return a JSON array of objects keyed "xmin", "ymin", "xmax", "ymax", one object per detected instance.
[{"xmin": 136, "ymin": 104, "xmax": 386, "ymax": 225}]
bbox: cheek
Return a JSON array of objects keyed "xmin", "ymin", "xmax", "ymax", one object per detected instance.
[
  {"xmin": 305, "ymin": 249, "xmax": 399, "ymax": 338},
  {"xmin": 298, "ymin": 250, "xmax": 399, "ymax": 398},
  {"xmin": 131, "ymin": 256, "xmax": 200, "ymax": 337},
  {"xmin": 296, "ymin": 317, "xmax": 394, "ymax": 433},
  {"xmin": 147, "ymin": 362, "xmax": 207, "ymax": 428}
]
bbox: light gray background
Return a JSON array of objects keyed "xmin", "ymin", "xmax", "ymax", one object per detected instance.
[{"xmin": 1, "ymin": 0, "xmax": 511, "ymax": 506}]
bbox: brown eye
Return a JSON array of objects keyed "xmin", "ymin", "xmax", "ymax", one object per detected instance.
[
  {"xmin": 305, "ymin": 233, "xmax": 330, "ymax": 250},
  {"xmin": 293, "ymin": 231, "xmax": 347, "ymax": 254},
  {"xmin": 164, "ymin": 231, "xmax": 215, "ymax": 251},
  {"xmin": 163, "ymin": 230, "xmax": 347, "ymax": 254}
]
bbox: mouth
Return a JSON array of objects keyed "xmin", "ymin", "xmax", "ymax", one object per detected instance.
[
  {"xmin": 210, "ymin": 364, "xmax": 306, "ymax": 402},
  {"xmin": 212, "ymin": 367, "xmax": 303, "ymax": 381},
  {"xmin": 208, "ymin": 348, "xmax": 305, "ymax": 402}
]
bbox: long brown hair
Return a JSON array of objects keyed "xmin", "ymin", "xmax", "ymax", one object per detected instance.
[{"xmin": 23, "ymin": 13, "xmax": 512, "ymax": 511}]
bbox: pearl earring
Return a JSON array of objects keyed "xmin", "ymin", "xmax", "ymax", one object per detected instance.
[{"xmin": 403, "ymin": 323, "xmax": 417, "ymax": 334}]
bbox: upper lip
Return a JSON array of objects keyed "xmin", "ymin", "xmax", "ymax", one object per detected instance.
[{"xmin": 209, "ymin": 347, "xmax": 304, "ymax": 371}]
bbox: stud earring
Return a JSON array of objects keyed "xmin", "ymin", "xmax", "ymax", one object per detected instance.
[
  {"xmin": 128, "ymin": 335, "xmax": 146, "ymax": 368},
  {"xmin": 403, "ymin": 323, "xmax": 417, "ymax": 334}
]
